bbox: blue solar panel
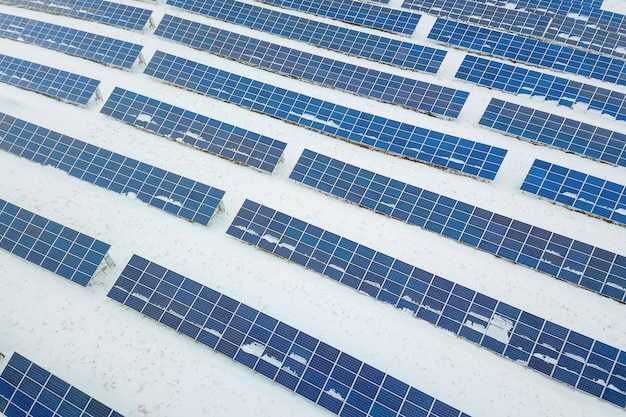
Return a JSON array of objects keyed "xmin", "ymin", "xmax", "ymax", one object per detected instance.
[
  {"xmin": 427, "ymin": 18, "xmax": 626, "ymax": 86},
  {"xmin": 0, "ymin": 352, "xmax": 124, "ymax": 417},
  {"xmin": 0, "ymin": 113, "xmax": 225, "ymax": 226},
  {"xmin": 0, "ymin": 0, "xmax": 153, "ymax": 31},
  {"xmin": 166, "ymin": 0, "xmax": 446, "ymax": 73},
  {"xmin": 155, "ymin": 15, "xmax": 468, "ymax": 118},
  {"xmin": 0, "ymin": 13, "xmax": 144, "ymax": 69},
  {"xmin": 108, "ymin": 254, "xmax": 471, "ymax": 417},
  {"xmin": 479, "ymin": 99, "xmax": 626, "ymax": 167},
  {"xmin": 522, "ymin": 160, "xmax": 626, "ymax": 226},
  {"xmin": 0, "ymin": 198, "xmax": 110, "ymax": 286},
  {"xmin": 145, "ymin": 51, "xmax": 506, "ymax": 180},
  {"xmin": 289, "ymin": 149, "xmax": 626, "ymax": 303},
  {"xmin": 226, "ymin": 199, "xmax": 626, "ymax": 407},
  {"xmin": 100, "ymin": 87, "xmax": 286, "ymax": 174},
  {"xmin": 0, "ymin": 54, "xmax": 100, "ymax": 107},
  {"xmin": 455, "ymin": 55, "xmax": 626, "ymax": 122},
  {"xmin": 255, "ymin": 0, "xmax": 420, "ymax": 35}
]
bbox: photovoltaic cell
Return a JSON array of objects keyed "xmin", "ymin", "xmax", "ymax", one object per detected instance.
[
  {"xmin": 166, "ymin": 0, "xmax": 446, "ymax": 73},
  {"xmin": 226, "ymin": 199, "xmax": 626, "ymax": 407},
  {"xmin": 0, "ymin": 0, "xmax": 153, "ymax": 31},
  {"xmin": 289, "ymin": 149, "xmax": 626, "ymax": 303},
  {"xmin": 100, "ymin": 87, "xmax": 286, "ymax": 174},
  {"xmin": 427, "ymin": 18, "xmax": 626, "ymax": 86},
  {"xmin": 455, "ymin": 55, "xmax": 626, "ymax": 122},
  {"xmin": 108, "ymin": 254, "xmax": 471, "ymax": 417},
  {"xmin": 0, "ymin": 13, "xmax": 144, "ymax": 69},
  {"xmin": 0, "ymin": 54, "xmax": 100, "ymax": 107},
  {"xmin": 0, "ymin": 198, "xmax": 110, "ymax": 286},
  {"xmin": 155, "ymin": 15, "xmax": 468, "ymax": 118},
  {"xmin": 145, "ymin": 51, "xmax": 506, "ymax": 180},
  {"xmin": 479, "ymin": 98, "xmax": 626, "ymax": 167},
  {"xmin": 522, "ymin": 159, "xmax": 626, "ymax": 226},
  {"xmin": 0, "ymin": 352, "xmax": 124, "ymax": 417},
  {"xmin": 0, "ymin": 113, "xmax": 225, "ymax": 226}
]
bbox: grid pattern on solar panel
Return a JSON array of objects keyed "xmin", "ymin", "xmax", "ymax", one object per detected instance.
[
  {"xmin": 455, "ymin": 55, "xmax": 626, "ymax": 122},
  {"xmin": 101, "ymin": 88, "xmax": 286, "ymax": 173},
  {"xmin": 522, "ymin": 160, "xmax": 626, "ymax": 226},
  {"xmin": 0, "ymin": 199, "xmax": 110, "ymax": 286},
  {"xmin": 0, "ymin": 54, "xmax": 100, "ymax": 107},
  {"xmin": 145, "ymin": 51, "xmax": 506, "ymax": 180},
  {"xmin": 165, "ymin": 0, "xmax": 446, "ymax": 73},
  {"xmin": 427, "ymin": 18, "xmax": 626, "ymax": 86},
  {"xmin": 289, "ymin": 149, "xmax": 626, "ymax": 303},
  {"xmin": 255, "ymin": 0, "xmax": 420, "ymax": 35},
  {"xmin": 0, "ymin": 353, "xmax": 124, "ymax": 417},
  {"xmin": 226, "ymin": 199, "xmax": 626, "ymax": 407},
  {"xmin": 479, "ymin": 99, "xmax": 626, "ymax": 167},
  {"xmin": 108, "ymin": 254, "xmax": 470, "ymax": 417},
  {"xmin": 0, "ymin": 13, "xmax": 143, "ymax": 69},
  {"xmin": 0, "ymin": 113, "xmax": 225, "ymax": 226},
  {"xmin": 0, "ymin": 0, "xmax": 153, "ymax": 31},
  {"xmin": 155, "ymin": 15, "xmax": 468, "ymax": 118}
]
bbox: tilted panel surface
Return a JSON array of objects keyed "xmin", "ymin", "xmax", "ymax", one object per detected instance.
[
  {"xmin": 226, "ymin": 198, "xmax": 626, "ymax": 407},
  {"xmin": 155, "ymin": 15, "xmax": 468, "ymax": 118},
  {"xmin": 0, "ymin": 113, "xmax": 225, "ymax": 226},
  {"xmin": 166, "ymin": 0, "xmax": 446, "ymax": 73},
  {"xmin": 108, "ymin": 254, "xmax": 471, "ymax": 417},
  {"xmin": 0, "ymin": 352, "xmax": 124, "ymax": 417},
  {"xmin": 101, "ymin": 88, "xmax": 286, "ymax": 173},
  {"xmin": 427, "ymin": 18, "xmax": 626, "ymax": 86},
  {"xmin": 0, "ymin": 198, "xmax": 110, "ymax": 286},
  {"xmin": 480, "ymin": 98, "xmax": 626, "ymax": 167},
  {"xmin": 0, "ymin": 13, "xmax": 143, "ymax": 69},
  {"xmin": 145, "ymin": 51, "xmax": 506, "ymax": 180},
  {"xmin": 522, "ymin": 159, "xmax": 626, "ymax": 226},
  {"xmin": 455, "ymin": 55, "xmax": 626, "ymax": 122},
  {"xmin": 289, "ymin": 149, "xmax": 626, "ymax": 303}
]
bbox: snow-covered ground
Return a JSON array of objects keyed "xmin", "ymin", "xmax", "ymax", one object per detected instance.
[{"xmin": 0, "ymin": 0, "xmax": 625, "ymax": 416}]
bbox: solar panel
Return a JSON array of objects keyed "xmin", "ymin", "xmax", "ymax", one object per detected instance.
[
  {"xmin": 226, "ymin": 199, "xmax": 626, "ymax": 407},
  {"xmin": 289, "ymin": 149, "xmax": 626, "ymax": 303},
  {"xmin": 0, "ymin": 54, "xmax": 101, "ymax": 107},
  {"xmin": 165, "ymin": 0, "xmax": 446, "ymax": 73},
  {"xmin": 255, "ymin": 0, "xmax": 420, "ymax": 35},
  {"xmin": 0, "ymin": 352, "xmax": 124, "ymax": 417},
  {"xmin": 108, "ymin": 254, "xmax": 471, "ymax": 417},
  {"xmin": 0, "ymin": 13, "xmax": 144, "ymax": 69},
  {"xmin": 427, "ymin": 18, "xmax": 626, "ymax": 86},
  {"xmin": 521, "ymin": 159, "xmax": 626, "ymax": 226},
  {"xmin": 455, "ymin": 55, "xmax": 626, "ymax": 122},
  {"xmin": 0, "ymin": 198, "xmax": 111, "ymax": 286},
  {"xmin": 145, "ymin": 51, "xmax": 506, "ymax": 180},
  {"xmin": 0, "ymin": 113, "xmax": 225, "ymax": 226},
  {"xmin": 0, "ymin": 0, "xmax": 153, "ymax": 31},
  {"xmin": 479, "ymin": 98, "xmax": 626, "ymax": 167},
  {"xmin": 155, "ymin": 14, "xmax": 469, "ymax": 118},
  {"xmin": 100, "ymin": 87, "xmax": 286, "ymax": 174}
]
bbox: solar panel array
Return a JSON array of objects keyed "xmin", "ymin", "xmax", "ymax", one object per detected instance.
[
  {"xmin": 155, "ymin": 14, "xmax": 469, "ymax": 118},
  {"xmin": 0, "ymin": 113, "xmax": 225, "ymax": 226},
  {"xmin": 0, "ymin": 53, "xmax": 100, "ymax": 107},
  {"xmin": 166, "ymin": 0, "xmax": 447, "ymax": 73},
  {"xmin": 227, "ymin": 199, "xmax": 626, "ymax": 407},
  {"xmin": 479, "ymin": 99, "xmax": 626, "ymax": 167},
  {"xmin": 100, "ymin": 87, "xmax": 286, "ymax": 174},
  {"xmin": 0, "ymin": 13, "xmax": 144, "ymax": 69},
  {"xmin": 289, "ymin": 149, "xmax": 626, "ymax": 303},
  {"xmin": 522, "ymin": 160, "xmax": 626, "ymax": 226},
  {"xmin": 0, "ymin": 352, "xmax": 124, "ymax": 417},
  {"xmin": 108, "ymin": 254, "xmax": 471, "ymax": 417},
  {"xmin": 0, "ymin": 198, "xmax": 110, "ymax": 286}
]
